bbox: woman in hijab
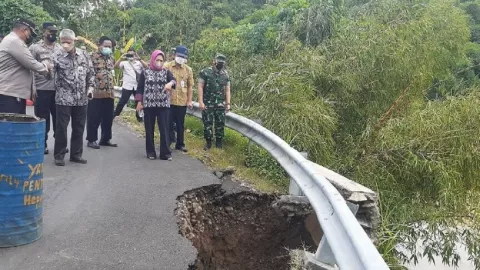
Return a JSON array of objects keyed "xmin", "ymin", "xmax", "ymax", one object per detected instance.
[{"xmin": 136, "ymin": 50, "xmax": 176, "ymax": 160}]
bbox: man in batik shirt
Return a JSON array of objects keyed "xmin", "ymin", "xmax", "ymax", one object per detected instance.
[
  {"xmin": 86, "ymin": 36, "xmax": 117, "ymax": 149},
  {"xmin": 52, "ymin": 29, "xmax": 95, "ymax": 166}
]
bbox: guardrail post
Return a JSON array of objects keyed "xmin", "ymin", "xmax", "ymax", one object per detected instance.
[
  {"xmin": 314, "ymin": 202, "xmax": 359, "ymax": 266},
  {"xmin": 289, "ymin": 151, "xmax": 307, "ymax": 196}
]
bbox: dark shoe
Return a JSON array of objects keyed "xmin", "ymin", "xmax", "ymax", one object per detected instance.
[
  {"xmin": 54, "ymin": 160, "xmax": 65, "ymax": 166},
  {"xmin": 175, "ymin": 146, "xmax": 188, "ymax": 153},
  {"xmin": 204, "ymin": 140, "xmax": 212, "ymax": 150},
  {"xmin": 70, "ymin": 157, "xmax": 87, "ymax": 164},
  {"xmin": 159, "ymin": 155, "xmax": 173, "ymax": 161},
  {"xmin": 216, "ymin": 140, "xmax": 223, "ymax": 149},
  {"xmin": 147, "ymin": 153, "xmax": 157, "ymax": 160},
  {"xmin": 99, "ymin": 141, "xmax": 118, "ymax": 147},
  {"xmin": 44, "ymin": 147, "xmax": 49, "ymax": 155},
  {"xmin": 88, "ymin": 141, "xmax": 100, "ymax": 149}
]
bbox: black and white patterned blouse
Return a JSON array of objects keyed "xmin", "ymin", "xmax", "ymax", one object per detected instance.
[{"xmin": 135, "ymin": 69, "xmax": 176, "ymax": 108}]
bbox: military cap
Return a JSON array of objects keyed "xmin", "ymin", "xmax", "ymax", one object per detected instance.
[
  {"xmin": 215, "ymin": 53, "xmax": 227, "ymax": 63},
  {"xmin": 42, "ymin": 22, "xmax": 58, "ymax": 31},
  {"xmin": 14, "ymin": 18, "xmax": 38, "ymax": 37}
]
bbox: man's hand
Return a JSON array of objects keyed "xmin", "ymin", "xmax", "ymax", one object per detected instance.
[
  {"xmin": 134, "ymin": 53, "xmax": 140, "ymax": 60},
  {"xmin": 136, "ymin": 102, "xmax": 144, "ymax": 112},
  {"xmin": 226, "ymin": 104, "xmax": 231, "ymax": 113},
  {"xmin": 87, "ymin": 87, "xmax": 94, "ymax": 100},
  {"xmin": 165, "ymin": 82, "xmax": 173, "ymax": 92},
  {"xmin": 121, "ymin": 53, "xmax": 127, "ymax": 59},
  {"xmin": 187, "ymin": 101, "xmax": 193, "ymax": 110},
  {"xmin": 199, "ymin": 102, "xmax": 206, "ymax": 111}
]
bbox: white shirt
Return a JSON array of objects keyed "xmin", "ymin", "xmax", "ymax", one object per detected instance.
[{"xmin": 119, "ymin": 60, "xmax": 143, "ymax": 90}]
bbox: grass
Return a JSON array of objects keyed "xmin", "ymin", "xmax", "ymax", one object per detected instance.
[{"xmin": 117, "ymin": 108, "xmax": 289, "ymax": 194}]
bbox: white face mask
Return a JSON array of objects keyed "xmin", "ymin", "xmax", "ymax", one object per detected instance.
[
  {"xmin": 155, "ymin": 61, "xmax": 164, "ymax": 68},
  {"xmin": 62, "ymin": 43, "xmax": 74, "ymax": 52},
  {"xmin": 175, "ymin": 56, "xmax": 186, "ymax": 65}
]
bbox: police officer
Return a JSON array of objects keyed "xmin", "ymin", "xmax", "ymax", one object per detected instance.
[
  {"xmin": 0, "ymin": 19, "xmax": 50, "ymax": 114},
  {"xmin": 197, "ymin": 54, "xmax": 231, "ymax": 150},
  {"xmin": 29, "ymin": 22, "xmax": 62, "ymax": 154}
]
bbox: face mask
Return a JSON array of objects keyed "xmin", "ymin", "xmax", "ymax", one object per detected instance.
[
  {"xmin": 175, "ymin": 56, "xmax": 186, "ymax": 65},
  {"xmin": 47, "ymin": 34, "xmax": 57, "ymax": 42},
  {"xmin": 216, "ymin": 62, "xmax": 225, "ymax": 70},
  {"xmin": 155, "ymin": 61, "xmax": 164, "ymax": 68},
  {"xmin": 102, "ymin": 47, "xmax": 112, "ymax": 56},
  {"xmin": 24, "ymin": 30, "xmax": 34, "ymax": 45},
  {"xmin": 62, "ymin": 43, "xmax": 74, "ymax": 52}
]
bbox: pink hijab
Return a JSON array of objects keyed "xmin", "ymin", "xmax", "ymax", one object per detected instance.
[{"xmin": 149, "ymin": 50, "xmax": 165, "ymax": 71}]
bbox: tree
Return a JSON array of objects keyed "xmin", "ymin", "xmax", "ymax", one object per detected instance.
[{"xmin": 0, "ymin": 0, "xmax": 53, "ymax": 36}]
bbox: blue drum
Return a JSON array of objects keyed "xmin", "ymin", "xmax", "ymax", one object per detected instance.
[{"xmin": 0, "ymin": 113, "xmax": 45, "ymax": 247}]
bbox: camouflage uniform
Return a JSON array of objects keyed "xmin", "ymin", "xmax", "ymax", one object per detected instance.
[{"xmin": 198, "ymin": 56, "xmax": 230, "ymax": 142}]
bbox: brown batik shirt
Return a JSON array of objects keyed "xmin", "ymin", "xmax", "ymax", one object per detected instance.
[{"xmin": 90, "ymin": 51, "xmax": 115, "ymax": 99}]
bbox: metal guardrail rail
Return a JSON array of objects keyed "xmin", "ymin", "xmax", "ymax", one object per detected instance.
[{"xmin": 113, "ymin": 87, "xmax": 389, "ymax": 270}]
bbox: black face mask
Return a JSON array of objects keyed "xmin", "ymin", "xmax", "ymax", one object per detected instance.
[
  {"xmin": 47, "ymin": 34, "xmax": 57, "ymax": 42},
  {"xmin": 216, "ymin": 62, "xmax": 225, "ymax": 70},
  {"xmin": 25, "ymin": 35, "xmax": 34, "ymax": 45},
  {"xmin": 24, "ymin": 30, "xmax": 34, "ymax": 45}
]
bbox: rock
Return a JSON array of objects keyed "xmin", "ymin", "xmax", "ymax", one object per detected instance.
[
  {"xmin": 347, "ymin": 192, "xmax": 368, "ymax": 203},
  {"xmin": 193, "ymin": 202, "xmax": 203, "ymax": 214},
  {"xmin": 225, "ymin": 206, "xmax": 234, "ymax": 212},
  {"xmin": 214, "ymin": 171, "xmax": 224, "ymax": 179},
  {"xmin": 220, "ymin": 166, "xmax": 236, "ymax": 175}
]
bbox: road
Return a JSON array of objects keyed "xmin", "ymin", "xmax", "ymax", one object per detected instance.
[{"xmin": 0, "ymin": 107, "xmax": 219, "ymax": 270}]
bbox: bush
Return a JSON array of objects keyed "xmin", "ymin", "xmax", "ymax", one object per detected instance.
[
  {"xmin": 244, "ymin": 144, "xmax": 288, "ymax": 186},
  {"xmin": 354, "ymin": 93, "xmax": 480, "ymax": 266},
  {"xmin": 0, "ymin": 0, "xmax": 53, "ymax": 36}
]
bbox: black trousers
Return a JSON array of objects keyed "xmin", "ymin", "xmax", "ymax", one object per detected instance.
[
  {"xmin": 86, "ymin": 98, "xmax": 114, "ymax": 143},
  {"xmin": 144, "ymin": 107, "xmax": 171, "ymax": 158},
  {"xmin": 169, "ymin": 105, "xmax": 187, "ymax": 148},
  {"xmin": 114, "ymin": 88, "xmax": 140, "ymax": 120},
  {"xmin": 54, "ymin": 105, "xmax": 87, "ymax": 161},
  {"xmin": 34, "ymin": 90, "xmax": 56, "ymax": 146},
  {"xmin": 0, "ymin": 94, "xmax": 26, "ymax": 114}
]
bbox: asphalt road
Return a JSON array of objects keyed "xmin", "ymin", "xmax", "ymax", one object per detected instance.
[{"xmin": 0, "ymin": 107, "xmax": 219, "ymax": 270}]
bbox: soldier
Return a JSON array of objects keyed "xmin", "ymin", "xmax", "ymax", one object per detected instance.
[{"xmin": 197, "ymin": 54, "xmax": 231, "ymax": 150}]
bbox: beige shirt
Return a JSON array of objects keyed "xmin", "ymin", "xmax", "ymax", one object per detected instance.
[
  {"xmin": 0, "ymin": 32, "xmax": 48, "ymax": 100},
  {"xmin": 164, "ymin": 60, "xmax": 194, "ymax": 106},
  {"xmin": 29, "ymin": 40, "xmax": 62, "ymax": 91}
]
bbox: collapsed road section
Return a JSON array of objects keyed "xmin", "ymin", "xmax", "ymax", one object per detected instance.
[{"xmin": 176, "ymin": 176, "xmax": 319, "ymax": 270}]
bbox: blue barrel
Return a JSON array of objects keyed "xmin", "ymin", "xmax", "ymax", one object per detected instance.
[{"xmin": 0, "ymin": 113, "xmax": 45, "ymax": 247}]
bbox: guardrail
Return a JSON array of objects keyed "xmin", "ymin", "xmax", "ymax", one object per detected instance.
[{"xmin": 113, "ymin": 87, "xmax": 389, "ymax": 270}]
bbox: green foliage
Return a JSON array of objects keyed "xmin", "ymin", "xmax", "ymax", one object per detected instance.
[
  {"xmin": 356, "ymin": 94, "xmax": 480, "ymax": 267},
  {"xmin": 0, "ymin": 0, "xmax": 53, "ymax": 36},
  {"xmin": 314, "ymin": 0, "xmax": 470, "ymax": 141},
  {"xmin": 244, "ymin": 144, "xmax": 288, "ymax": 185},
  {"xmin": 234, "ymin": 43, "xmax": 337, "ymax": 163}
]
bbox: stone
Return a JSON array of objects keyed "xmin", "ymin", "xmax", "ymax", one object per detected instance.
[
  {"xmin": 220, "ymin": 166, "xmax": 236, "ymax": 175},
  {"xmin": 192, "ymin": 202, "xmax": 202, "ymax": 214},
  {"xmin": 347, "ymin": 192, "xmax": 368, "ymax": 203}
]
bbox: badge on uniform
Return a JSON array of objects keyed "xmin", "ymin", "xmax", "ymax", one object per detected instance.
[{"xmin": 181, "ymin": 80, "xmax": 186, "ymax": 88}]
